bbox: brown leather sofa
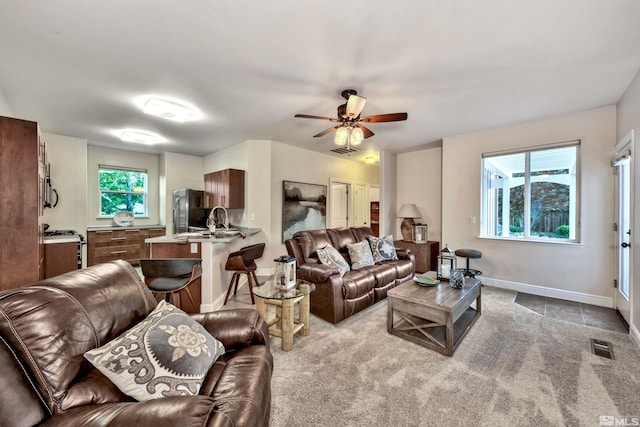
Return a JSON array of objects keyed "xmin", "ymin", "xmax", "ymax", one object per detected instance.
[
  {"xmin": 0, "ymin": 260, "xmax": 273, "ymax": 427},
  {"xmin": 285, "ymin": 227, "xmax": 415, "ymax": 324}
]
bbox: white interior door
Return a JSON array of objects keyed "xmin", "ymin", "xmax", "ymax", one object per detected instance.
[
  {"xmin": 613, "ymin": 130, "xmax": 634, "ymax": 325},
  {"xmin": 330, "ymin": 182, "xmax": 349, "ymax": 228},
  {"xmin": 354, "ymin": 183, "xmax": 369, "ymax": 227}
]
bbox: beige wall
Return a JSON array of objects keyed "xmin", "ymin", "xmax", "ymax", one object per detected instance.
[
  {"xmin": 396, "ymin": 145, "xmax": 442, "ymax": 242},
  {"xmin": 87, "ymin": 145, "xmax": 160, "ymax": 227},
  {"xmin": 442, "ymin": 106, "xmax": 616, "ymax": 306},
  {"xmin": 161, "ymin": 152, "xmax": 204, "ymax": 235},
  {"xmin": 617, "ymin": 68, "xmax": 640, "ymax": 341},
  {"xmin": 0, "ymin": 90, "xmax": 13, "ymax": 117}
]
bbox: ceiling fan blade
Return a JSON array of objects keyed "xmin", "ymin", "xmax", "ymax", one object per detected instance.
[
  {"xmin": 345, "ymin": 95, "xmax": 367, "ymax": 118},
  {"xmin": 313, "ymin": 126, "xmax": 340, "ymax": 138},
  {"xmin": 295, "ymin": 114, "xmax": 334, "ymax": 121},
  {"xmin": 361, "ymin": 112, "xmax": 408, "ymax": 123},
  {"xmin": 356, "ymin": 124, "xmax": 375, "ymax": 138}
]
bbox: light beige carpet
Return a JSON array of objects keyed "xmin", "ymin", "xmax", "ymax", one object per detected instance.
[{"xmin": 268, "ymin": 286, "xmax": 640, "ymax": 426}]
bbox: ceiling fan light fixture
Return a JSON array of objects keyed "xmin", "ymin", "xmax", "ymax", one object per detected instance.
[
  {"xmin": 345, "ymin": 95, "xmax": 367, "ymax": 118},
  {"xmin": 143, "ymin": 98, "xmax": 196, "ymax": 123},
  {"xmin": 335, "ymin": 126, "xmax": 348, "ymax": 145},
  {"xmin": 350, "ymin": 127, "xmax": 364, "ymax": 145}
]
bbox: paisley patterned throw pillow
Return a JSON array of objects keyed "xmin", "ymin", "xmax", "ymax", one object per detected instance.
[
  {"xmin": 317, "ymin": 245, "xmax": 350, "ymax": 276},
  {"xmin": 367, "ymin": 235, "xmax": 399, "ymax": 262},
  {"xmin": 347, "ymin": 240, "xmax": 375, "ymax": 270},
  {"xmin": 84, "ymin": 300, "xmax": 224, "ymax": 401}
]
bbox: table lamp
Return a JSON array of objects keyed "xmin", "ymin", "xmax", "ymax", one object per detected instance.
[{"xmin": 397, "ymin": 203, "xmax": 421, "ymax": 241}]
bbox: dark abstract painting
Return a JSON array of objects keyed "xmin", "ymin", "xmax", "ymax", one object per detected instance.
[{"xmin": 282, "ymin": 181, "xmax": 327, "ymax": 242}]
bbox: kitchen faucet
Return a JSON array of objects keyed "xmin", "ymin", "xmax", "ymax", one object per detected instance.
[{"xmin": 208, "ymin": 205, "xmax": 229, "ymax": 230}]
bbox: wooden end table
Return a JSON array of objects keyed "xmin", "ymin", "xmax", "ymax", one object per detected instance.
[
  {"xmin": 253, "ymin": 279, "xmax": 315, "ymax": 351},
  {"xmin": 387, "ymin": 277, "xmax": 481, "ymax": 356}
]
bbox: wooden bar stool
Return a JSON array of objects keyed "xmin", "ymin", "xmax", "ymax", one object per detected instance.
[
  {"xmin": 140, "ymin": 258, "xmax": 202, "ymax": 311},
  {"xmin": 224, "ymin": 243, "xmax": 265, "ymax": 305},
  {"xmin": 454, "ymin": 249, "xmax": 482, "ymax": 278}
]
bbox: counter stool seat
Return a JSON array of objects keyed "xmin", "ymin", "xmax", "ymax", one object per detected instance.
[
  {"xmin": 140, "ymin": 258, "xmax": 202, "ymax": 311},
  {"xmin": 454, "ymin": 249, "xmax": 482, "ymax": 278},
  {"xmin": 224, "ymin": 243, "xmax": 265, "ymax": 305}
]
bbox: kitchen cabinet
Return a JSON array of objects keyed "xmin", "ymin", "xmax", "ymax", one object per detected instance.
[
  {"xmin": 87, "ymin": 226, "xmax": 166, "ymax": 266},
  {"xmin": 393, "ymin": 240, "xmax": 440, "ymax": 274},
  {"xmin": 0, "ymin": 116, "xmax": 45, "ymax": 291},
  {"xmin": 44, "ymin": 241, "xmax": 79, "ymax": 278},
  {"xmin": 204, "ymin": 168, "xmax": 244, "ymax": 209}
]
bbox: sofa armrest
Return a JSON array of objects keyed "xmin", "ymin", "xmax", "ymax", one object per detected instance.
[
  {"xmin": 190, "ymin": 309, "xmax": 270, "ymax": 350},
  {"xmin": 298, "ymin": 263, "xmax": 340, "ymax": 283},
  {"xmin": 395, "ymin": 248, "xmax": 412, "ymax": 259},
  {"xmin": 40, "ymin": 396, "xmax": 215, "ymax": 427}
]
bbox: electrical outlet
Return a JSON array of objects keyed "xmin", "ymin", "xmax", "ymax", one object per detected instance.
[
  {"xmin": 469, "ymin": 216, "xmax": 477, "ymax": 224},
  {"xmin": 250, "ymin": 213, "xmax": 256, "ymax": 221},
  {"xmin": 190, "ymin": 243, "xmax": 198, "ymax": 253}
]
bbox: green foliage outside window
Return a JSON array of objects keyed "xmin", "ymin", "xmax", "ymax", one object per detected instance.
[{"xmin": 99, "ymin": 167, "xmax": 147, "ymax": 216}]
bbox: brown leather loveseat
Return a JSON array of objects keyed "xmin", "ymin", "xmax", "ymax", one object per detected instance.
[
  {"xmin": 285, "ymin": 227, "xmax": 415, "ymax": 324},
  {"xmin": 0, "ymin": 260, "xmax": 273, "ymax": 427}
]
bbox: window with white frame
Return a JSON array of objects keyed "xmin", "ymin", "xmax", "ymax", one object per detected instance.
[
  {"xmin": 98, "ymin": 165, "xmax": 148, "ymax": 217},
  {"xmin": 481, "ymin": 141, "xmax": 580, "ymax": 242}
]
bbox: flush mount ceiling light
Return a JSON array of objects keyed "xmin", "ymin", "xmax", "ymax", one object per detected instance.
[
  {"xmin": 142, "ymin": 98, "xmax": 197, "ymax": 123},
  {"xmin": 120, "ymin": 129, "xmax": 165, "ymax": 145},
  {"xmin": 364, "ymin": 155, "xmax": 377, "ymax": 164}
]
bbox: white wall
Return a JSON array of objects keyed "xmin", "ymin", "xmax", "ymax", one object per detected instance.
[
  {"xmin": 380, "ymin": 150, "xmax": 397, "ymax": 237},
  {"xmin": 396, "ymin": 145, "xmax": 442, "ymax": 242},
  {"xmin": 0, "ymin": 90, "xmax": 13, "ymax": 116},
  {"xmin": 617, "ymin": 68, "xmax": 640, "ymax": 341},
  {"xmin": 41, "ymin": 133, "xmax": 88, "ymax": 232},
  {"xmin": 87, "ymin": 146, "xmax": 160, "ymax": 226},
  {"xmin": 442, "ymin": 106, "xmax": 616, "ymax": 306},
  {"xmin": 161, "ymin": 152, "xmax": 204, "ymax": 235}
]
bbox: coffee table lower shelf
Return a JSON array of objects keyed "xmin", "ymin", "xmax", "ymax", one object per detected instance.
[{"xmin": 387, "ymin": 278, "xmax": 481, "ymax": 356}]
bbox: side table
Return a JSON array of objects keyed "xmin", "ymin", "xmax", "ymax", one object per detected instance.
[
  {"xmin": 253, "ymin": 279, "xmax": 315, "ymax": 351},
  {"xmin": 394, "ymin": 240, "xmax": 439, "ymax": 273}
]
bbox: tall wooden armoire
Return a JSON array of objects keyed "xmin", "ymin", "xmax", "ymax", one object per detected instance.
[{"xmin": 0, "ymin": 116, "xmax": 45, "ymax": 291}]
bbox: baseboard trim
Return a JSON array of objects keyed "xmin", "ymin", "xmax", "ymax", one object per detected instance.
[
  {"xmin": 481, "ymin": 277, "xmax": 613, "ymax": 308},
  {"xmin": 630, "ymin": 324, "xmax": 640, "ymax": 349}
]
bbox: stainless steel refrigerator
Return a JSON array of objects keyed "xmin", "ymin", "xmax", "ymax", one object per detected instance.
[{"xmin": 172, "ymin": 189, "xmax": 210, "ymax": 234}]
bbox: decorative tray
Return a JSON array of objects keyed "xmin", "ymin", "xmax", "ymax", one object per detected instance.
[
  {"xmin": 113, "ymin": 210, "xmax": 135, "ymax": 227},
  {"xmin": 414, "ymin": 275, "xmax": 440, "ymax": 286}
]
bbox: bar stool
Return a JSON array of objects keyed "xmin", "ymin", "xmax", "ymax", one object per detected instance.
[
  {"xmin": 224, "ymin": 243, "xmax": 265, "ymax": 305},
  {"xmin": 454, "ymin": 249, "xmax": 482, "ymax": 278},
  {"xmin": 140, "ymin": 258, "xmax": 202, "ymax": 311}
]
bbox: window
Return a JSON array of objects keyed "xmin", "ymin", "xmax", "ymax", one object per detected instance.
[
  {"xmin": 481, "ymin": 141, "xmax": 580, "ymax": 242},
  {"xmin": 98, "ymin": 165, "xmax": 148, "ymax": 217}
]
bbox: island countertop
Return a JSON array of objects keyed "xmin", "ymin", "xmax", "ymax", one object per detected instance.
[{"xmin": 145, "ymin": 227, "xmax": 262, "ymax": 244}]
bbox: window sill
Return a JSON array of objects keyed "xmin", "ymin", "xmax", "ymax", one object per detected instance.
[{"xmin": 478, "ymin": 236, "xmax": 583, "ymax": 247}]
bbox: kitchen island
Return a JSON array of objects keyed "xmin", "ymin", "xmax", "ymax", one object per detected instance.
[{"xmin": 145, "ymin": 228, "xmax": 262, "ymax": 312}]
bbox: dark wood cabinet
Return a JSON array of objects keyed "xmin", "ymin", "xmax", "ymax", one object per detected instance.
[
  {"xmin": 204, "ymin": 168, "xmax": 244, "ymax": 209},
  {"xmin": 370, "ymin": 202, "xmax": 379, "ymax": 236},
  {"xmin": 0, "ymin": 116, "xmax": 45, "ymax": 291},
  {"xmin": 44, "ymin": 241, "xmax": 79, "ymax": 278},
  {"xmin": 87, "ymin": 226, "xmax": 166, "ymax": 266},
  {"xmin": 394, "ymin": 240, "xmax": 440, "ymax": 274}
]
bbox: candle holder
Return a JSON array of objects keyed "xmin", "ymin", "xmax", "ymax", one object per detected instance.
[{"xmin": 437, "ymin": 245, "xmax": 457, "ymax": 280}]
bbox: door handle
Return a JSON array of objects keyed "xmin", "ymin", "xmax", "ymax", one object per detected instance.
[{"xmin": 621, "ymin": 242, "xmax": 630, "ymax": 248}]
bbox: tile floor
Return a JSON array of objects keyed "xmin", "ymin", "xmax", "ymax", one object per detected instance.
[{"xmin": 514, "ymin": 292, "xmax": 629, "ymax": 333}]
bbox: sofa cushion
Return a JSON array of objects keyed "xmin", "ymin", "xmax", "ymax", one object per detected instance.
[
  {"xmin": 367, "ymin": 235, "xmax": 399, "ymax": 262},
  {"xmin": 317, "ymin": 245, "xmax": 350, "ymax": 276},
  {"xmin": 394, "ymin": 258, "xmax": 415, "ymax": 279},
  {"xmin": 342, "ymin": 270, "xmax": 376, "ymax": 299},
  {"xmin": 347, "ymin": 241, "xmax": 375, "ymax": 270},
  {"xmin": 327, "ymin": 227, "xmax": 357, "ymax": 251},
  {"xmin": 367, "ymin": 264, "xmax": 397, "ymax": 288},
  {"xmin": 85, "ymin": 301, "xmax": 225, "ymax": 401}
]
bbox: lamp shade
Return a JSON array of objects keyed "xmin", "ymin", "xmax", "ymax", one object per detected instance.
[
  {"xmin": 397, "ymin": 203, "xmax": 421, "ymax": 218},
  {"xmin": 335, "ymin": 127, "xmax": 348, "ymax": 145},
  {"xmin": 350, "ymin": 127, "xmax": 364, "ymax": 145}
]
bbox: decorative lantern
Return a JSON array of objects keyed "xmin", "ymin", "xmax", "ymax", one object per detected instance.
[
  {"xmin": 437, "ymin": 245, "xmax": 457, "ymax": 280},
  {"xmin": 274, "ymin": 255, "xmax": 296, "ymax": 290},
  {"xmin": 412, "ymin": 223, "xmax": 428, "ymax": 244}
]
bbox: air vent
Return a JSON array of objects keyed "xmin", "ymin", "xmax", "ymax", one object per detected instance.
[
  {"xmin": 590, "ymin": 338, "xmax": 614, "ymax": 359},
  {"xmin": 330, "ymin": 147, "xmax": 359, "ymax": 155}
]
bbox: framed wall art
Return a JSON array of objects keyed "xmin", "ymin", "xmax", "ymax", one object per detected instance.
[{"xmin": 282, "ymin": 180, "xmax": 327, "ymax": 242}]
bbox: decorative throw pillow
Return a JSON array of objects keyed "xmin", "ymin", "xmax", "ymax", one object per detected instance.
[
  {"xmin": 367, "ymin": 235, "xmax": 399, "ymax": 262},
  {"xmin": 347, "ymin": 240, "xmax": 375, "ymax": 270},
  {"xmin": 317, "ymin": 245, "xmax": 350, "ymax": 276},
  {"xmin": 84, "ymin": 300, "xmax": 225, "ymax": 401}
]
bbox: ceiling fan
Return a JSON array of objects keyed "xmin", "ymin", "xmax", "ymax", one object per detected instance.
[{"xmin": 294, "ymin": 89, "xmax": 408, "ymax": 146}]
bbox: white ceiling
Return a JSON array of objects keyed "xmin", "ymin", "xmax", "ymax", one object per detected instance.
[{"xmin": 1, "ymin": 0, "xmax": 640, "ymax": 162}]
